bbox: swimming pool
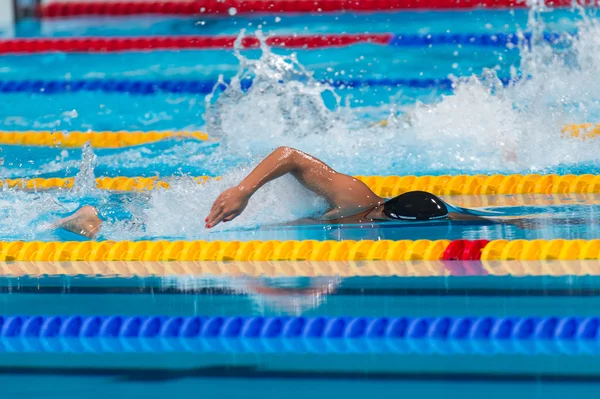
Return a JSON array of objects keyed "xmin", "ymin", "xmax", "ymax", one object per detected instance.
[{"xmin": 3, "ymin": 1, "xmax": 600, "ymax": 397}]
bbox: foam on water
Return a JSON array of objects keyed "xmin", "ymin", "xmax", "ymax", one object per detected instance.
[
  {"xmin": 0, "ymin": 190, "xmax": 73, "ymax": 240},
  {"xmin": 137, "ymin": 169, "xmax": 328, "ymax": 239}
]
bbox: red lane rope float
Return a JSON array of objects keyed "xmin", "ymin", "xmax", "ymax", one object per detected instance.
[
  {"xmin": 442, "ymin": 239, "xmax": 490, "ymax": 261},
  {"xmin": 0, "ymin": 34, "xmax": 393, "ymax": 54},
  {"xmin": 39, "ymin": 0, "xmax": 576, "ymax": 18}
]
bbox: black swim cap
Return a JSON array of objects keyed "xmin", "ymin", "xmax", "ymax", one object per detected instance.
[{"xmin": 383, "ymin": 191, "xmax": 448, "ymax": 221}]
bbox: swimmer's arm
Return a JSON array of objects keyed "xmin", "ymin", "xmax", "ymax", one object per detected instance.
[
  {"xmin": 447, "ymin": 212, "xmax": 490, "ymax": 222},
  {"xmin": 206, "ymin": 147, "xmax": 379, "ymax": 228},
  {"xmin": 448, "ymin": 212, "xmax": 528, "ymax": 228}
]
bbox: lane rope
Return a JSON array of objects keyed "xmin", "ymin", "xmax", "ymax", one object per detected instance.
[
  {"xmin": 2, "ymin": 239, "xmax": 600, "ymax": 261},
  {"xmin": 5, "ymin": 173, "xmax": 600, "ymax": 196},
  {"xmin": 0, "ymin": 32, "xmax": 566, "ymax": 54},
  {"xmin": 0, "ymin": 131, "xmax": 209, "ymax": 148},
  {"xmin": 0, "ymin": 314, "xmax": 596, "ymax": 355},
  {"xmin": 39, "ymin": 0, "xmax": 576, "ymax": 18},
  {"xmin": 0, "ymin": 258, "xmax": 598, "ymax": 277},
  {"xmin": 0, "ymin": 34, "xmax": 392, "ymax": 53},
  {"xmin": 0, "ymin": 239, "xmax": 452, "ymax": 262},
  {"xmin": 0, "ymin": 122, "xmax": 591, "ymax": 148},
  {"xmin": 0, "ymin": 77, "xmax": 466, "ymax": 95}
]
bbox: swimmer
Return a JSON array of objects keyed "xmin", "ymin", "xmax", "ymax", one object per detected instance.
[{"xmin": 56, "ymin": 146, "xmax": 515, "ymax": 239}]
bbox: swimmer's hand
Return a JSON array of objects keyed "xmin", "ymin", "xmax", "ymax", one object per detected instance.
[{"xmin": 206, "ymin": 186, "xmax": 249, "ymax": 228}]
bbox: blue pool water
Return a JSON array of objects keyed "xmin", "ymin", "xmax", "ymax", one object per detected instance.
[
  {"xmin": 3, "ymin": 5, "xmax": 600, "ymax": 397},
  {"xmin": 2, "ymin": 269, "xmax": 600, "ymax": 398},
  {"xmin": 6, "ymin": 10, "xmax": 585, "ymax": 37}
]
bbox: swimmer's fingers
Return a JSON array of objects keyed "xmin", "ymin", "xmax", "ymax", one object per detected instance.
[
  {"xmin": 206, "ymin": 193, "xmax": 229, "ymax": 226},
  {"xmin": 213, "ymin": 210, "xmax": 241, "ymax": 227},
  {"xmin": 223, "ymin": 213, "xmax": 238, "ymax": 223},
  {"xmin": 208, "ymin": 209, "xmax": 241, "ymax": 228},
  {"xmin": 207, "ymin": 209, "xmax": 225, "ymax": 228},
  {"xmin": 206, "ymin": 187, "xmax": 248, "ymax": 228},
  {"xmin": 206, "ymin": 203, "xmax": 224, "ymax": 227}
]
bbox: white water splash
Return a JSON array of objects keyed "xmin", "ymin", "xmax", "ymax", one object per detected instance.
[
  {"xmin": 7, "ymin": 7, "xmax": 600, "ymax": 240},
  {"xmin": 71, "ymin": 143, "xmax": 101, "ymax": 196},
  {"xmin": 200, "ymin": 11, "xmax": 600, "ymax": 176},
  {"xmin": 112, "ymin": 11, "xmax": 600, "ymax": 239},
  {"xmin": 138, "ymin": 169, "xmax": 328, "ymax": 239},
  {"xmin": 0, "ymin": 145, "xmax": 108, "ymax": 240},
  {"xmin": 400, "ymin": 6, "xmax": 600, "ymax": 173},
  {"xmin": 205, "ymin": 30, "xmax": 343, "ymax": 155}
]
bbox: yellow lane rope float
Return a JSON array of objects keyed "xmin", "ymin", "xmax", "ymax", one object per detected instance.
[
  {"xmin": 0, "ymin": 240, "xmax": 451, "ymax": 262},
  {"xmin": 0, "ymin": 176, "xmax": 214, "ymax": 191},
  {"xmin": 2, "ymin": 239, "xmax": 600, "ymax": 262},
  {"xmin": 0, "ymin": 259, "xmax": 598, "ymax": 277},
  {"xmin": 478, "ymin": 239, "xmax": 600, "ymax": 261},
  {"xmin": 561, "ymin": 123, "xmax": 600, "ymax": 139},
  {"xmin": 0, "ymin": 131, "xmax": 209, "ymax": 148},
  {"xmin": 4, "ymin": 174, "xmax": 600, "ymax": 196},
  {"xmin": 449, "ymin": 193, "xmax": 600, "ymax": 208},
  {"xmin": 0, "ymin": 123, "xmax": 596, "ymax": 148},
  {"xmin": 0, "ymin": 259, "xmax": 447, "ymax": 277}
]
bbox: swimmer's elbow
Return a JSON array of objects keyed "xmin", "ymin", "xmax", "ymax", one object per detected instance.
[
  {"xmin": 273, "ymin": 146, "xmax": 302, "ymax": 168},
  {"xmin": 274, "ymin": 146, "xmax": 300, "ymax": 158},
  {"xmin": 272, "ymin": 146, "xmax": 323, "ymax": 176}
]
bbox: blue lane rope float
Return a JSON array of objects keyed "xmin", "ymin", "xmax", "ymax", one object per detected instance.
[
  {"xmin": 0, "ymin": 77, "xmax": 514, "ymax": 95},
  {"xmin": 389, "ymin": 31, "xmax": 566, "ymax": 47},
  {"xmin": 1, "ymin": 314, "xmax": 600, "ymax": 355}
]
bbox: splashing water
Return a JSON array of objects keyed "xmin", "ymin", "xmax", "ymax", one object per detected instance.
[
  {"xmin": 138, "ymin": 170, "xmax": 328, "ymax": 239},
  {"xmin": 71, "ymin": 143, "xmax": 101, "ymax": 196},
  {"xmin": 391, "ymin": 6, "xmax": 600, "ymax": 173},
  {"xmin": 200, "ymin": 11, "xmax": 600, "ymax": 175},
  {"xmin": 88, "ymin": 10, "xmax": 600, "ymax": 239},
  {"xmin": 0, "ymin": 190, "xmax": 71, "ymax": 241},
  {"xmin": 6, "ymin": 7, "xmax": 600, "ymax": 240},
  {"xmin": 205, "ymin": 30, "xmax": 343, "ymax": 154},
  {"xmin": 203, "ymin": 30, "xmax": 401, "ymax": 173}
]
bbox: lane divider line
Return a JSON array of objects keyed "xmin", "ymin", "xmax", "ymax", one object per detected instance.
[
  {"xmin": 0, "ymin": 314, "xmax": 596, "ymax": 355},
  {"xmin": 39, "ymin": 0, "xmax": 575, "ymax": 18},
  {"xmin": 0, "ymin": 239, "xmax": 599, "ymax": 261},
  {"xmin": 0, "ymin": 34, "xmax": 392, "ymax": 54},
  {"xmin": 0, "ymin": 131, "xmax": 209, "ymax": 148},
  {"xmin": 0, "ymin": 258, "xmax": 597, "ymax": 277},
  {"xmin": 0, "ymin": 77, "xmax": 463, "ymax": 95},
  {"xmin": 0, "ymin": 32, "xmax": 567, "ymax": 54},
  {"xmin": 0, "ymin": 122, "xmax": 594, "ymax": 148},
  {"xmin": 4, "ymin": 174, "xmax": 600, "ymax": 196}
]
